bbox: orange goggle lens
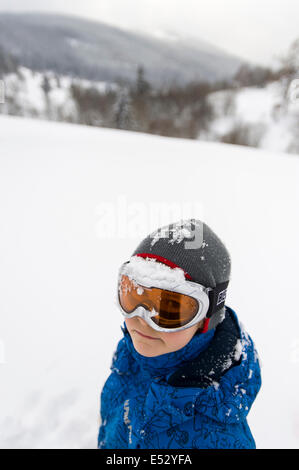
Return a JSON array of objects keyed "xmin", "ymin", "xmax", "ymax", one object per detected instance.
[{"xmin": 118, "ymin": 274, "xmax": 199, "ymax": 328}]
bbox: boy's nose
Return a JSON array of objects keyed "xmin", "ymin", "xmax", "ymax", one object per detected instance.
[
  {"xmin": 137, "ymin": 317, "xmax": 149, "ymax": 328},
  {"xmin": 135, "ymin": 316, "xmax": 158, "ymax": 335}
]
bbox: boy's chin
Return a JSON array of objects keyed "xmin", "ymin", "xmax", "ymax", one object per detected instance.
[{"xmin": 132, "ymin": 338, "xmax": 164, "ymax": 357}]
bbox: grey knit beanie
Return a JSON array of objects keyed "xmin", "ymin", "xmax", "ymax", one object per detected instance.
[{"xmin": 131, "ymin": 219, "xmax": 231, "ymax": 330}]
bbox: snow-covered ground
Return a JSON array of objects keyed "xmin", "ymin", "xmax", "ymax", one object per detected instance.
[{"xmin": 0, "ymin": 115, "xmax": 298, "ymax": 448}]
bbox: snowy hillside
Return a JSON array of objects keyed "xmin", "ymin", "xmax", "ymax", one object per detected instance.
[
  {"xmin": 1, "ymin": 66, "xmax": 299, "ymax": 156},
  {"xmin": 202, "ymin": 79, "xmax": 299, "ymax": 154},
  {"xmin": 0, "ymin": 115, "xmax": 298, "ymax": 448},
  {"xmin": 0, "ymin": 67, "xmax": 114, "ymax": 123}
]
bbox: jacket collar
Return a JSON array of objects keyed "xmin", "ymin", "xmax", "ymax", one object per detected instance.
[
  {"xmin": 167, "ymin": 305, "xmax": 242, "ymax": 388},
  {"xmin": 122, "ymin": 322, "xmax": 215, "ymax": 379}
]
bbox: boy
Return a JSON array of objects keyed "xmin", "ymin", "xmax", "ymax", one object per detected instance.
[{"xmin": 98, "ymin": 219, "xmax": 261, "ymax": 449}]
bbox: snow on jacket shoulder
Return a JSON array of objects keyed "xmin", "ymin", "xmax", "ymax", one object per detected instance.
[{"xmin": 97, "ymin": 306, "xmax": 262, "ymax": 449}]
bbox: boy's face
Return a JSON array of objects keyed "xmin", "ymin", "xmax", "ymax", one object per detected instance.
[{"xmin": 125, "ymin": 316, "xmax": 204, "ymax": 357}]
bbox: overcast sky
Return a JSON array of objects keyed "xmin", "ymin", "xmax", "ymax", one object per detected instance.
[{"xmin": 0, "ymin": 0, "xmax": 298, "ymax": 66}]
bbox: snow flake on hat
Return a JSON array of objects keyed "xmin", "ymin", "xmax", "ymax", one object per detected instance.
[{"xmin": 150, "ymin": 219, "xmax": 203, "ymax": 247}]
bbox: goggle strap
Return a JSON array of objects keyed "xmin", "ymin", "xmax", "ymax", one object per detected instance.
[
  {"xmin": 201, "ymin": 317, "xmax": 210, "ymax": 333},
  {"xmin": 206, "ymin": 280, "xmax": 229, "ymax": 318}
]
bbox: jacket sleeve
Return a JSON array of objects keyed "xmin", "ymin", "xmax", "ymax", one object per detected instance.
[
  {"xmin": 97, "ymin": 377, "xmax": 109, "ymax": 449},
  {"xmin": 97, "ymin": 419, "xmax": 106, "ymax": 449},
  {"xmin": 96, "ymin": 336, "xmax": 128, "ymax": 449}
]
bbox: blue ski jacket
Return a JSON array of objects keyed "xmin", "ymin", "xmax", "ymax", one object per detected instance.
[{"xmin": 97, "ymin": 306, "xmax": 261, "ymax": 449}]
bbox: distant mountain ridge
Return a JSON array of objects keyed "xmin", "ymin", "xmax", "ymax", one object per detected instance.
[{"xmin": 0, "ymin": 12, "xmax": 244, "ymax": 86}]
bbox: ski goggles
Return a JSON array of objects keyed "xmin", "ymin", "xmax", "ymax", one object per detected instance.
[{"xmin": 117, "ymin": 261, "xmax": 213, "ymax": 332}]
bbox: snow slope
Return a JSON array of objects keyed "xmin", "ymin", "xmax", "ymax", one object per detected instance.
[{"xmin": 0, "ymin": 115, "xmax": 298, "ymax": 448}]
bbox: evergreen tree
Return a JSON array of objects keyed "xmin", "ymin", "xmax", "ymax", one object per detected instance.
[
  {"xmin": 41, "ymin": 74, "xmax": 51, "ymax": 96},
  {"xmin": 114, "ymin": 89, "xmax": 133, "ymax": 130},
  {"xmin": 135, "ymin": 65, "xmax": 150, "ymax": 96},
  {"xmin": 0, "ymin": 46, "xmax": 18, "ymax": 78}
]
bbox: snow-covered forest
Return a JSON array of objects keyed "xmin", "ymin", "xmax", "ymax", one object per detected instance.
[{"xmin": 1, "ymin": 26, "xmax": 299, "ymax": 155}]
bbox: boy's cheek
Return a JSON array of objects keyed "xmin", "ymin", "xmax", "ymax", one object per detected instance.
[
  {"xmin": 125, "ymin": 317, "xmax": 158, "ymax": 337},
  {"xmin": 125, "ymin": 318, "xmax": 197, "ymax": 351},
  {"xmin": 160, "ymin": 329, "xmax": 195, "ymax": 349},
  {"xmin": 125, "ymin": 318, "xmax": 133, "ymax": 330}
]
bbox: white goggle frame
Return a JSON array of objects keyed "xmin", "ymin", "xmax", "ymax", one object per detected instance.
[{"xmin": 116, "ymin": 262, "xmax": 212, "ymax": 333}]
